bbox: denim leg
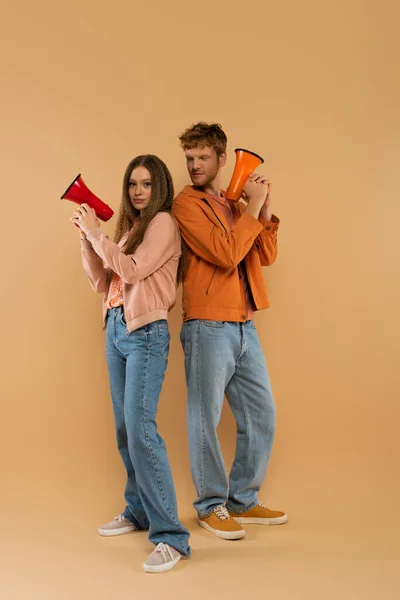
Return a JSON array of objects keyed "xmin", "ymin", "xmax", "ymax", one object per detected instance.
[
  {"xmin": 225, "ymin": 321, "xmax": 276, "ymax": 513},
  {"xmin": 180, "ymin": 320, "xmax": 237, "ymax": 517},
  {"xmin": 122, "ymin": 320, "xmax": 190, "ymax": 556},
  {"xmin": 105, "ymin": 310, "xmax": 149, "ymax": 530}
]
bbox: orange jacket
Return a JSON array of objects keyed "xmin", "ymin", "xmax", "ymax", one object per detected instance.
[{"xmin": 172, "ymin": 186, "xmax": 280, "ymax": 322}]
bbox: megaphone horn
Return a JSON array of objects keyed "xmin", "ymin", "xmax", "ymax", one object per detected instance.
[
  {"xmin": 226, "ymin": 148, "xmax": 264, "ymax": 202},
  {"xmin": 61, "ymin": 174, "xmax": 114, "ymax": 221}
]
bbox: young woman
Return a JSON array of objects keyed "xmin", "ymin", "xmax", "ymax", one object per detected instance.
[{"xmin": 71, "ymin": 155, "xmax": 190, "ymax": 573}]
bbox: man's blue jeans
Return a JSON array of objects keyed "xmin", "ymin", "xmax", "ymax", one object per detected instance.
[{"xmin": 180, "ymin": 319, "xmax": 276, "ymax": 518}]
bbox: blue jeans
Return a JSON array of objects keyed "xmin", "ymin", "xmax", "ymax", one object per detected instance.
[
  {"xmin": 105, "ymin": 307, "xmax": 190, "ymax": 556},
  {"xmin": 180, "ymin": 320, "xmax": 276, "ymax": 518}
]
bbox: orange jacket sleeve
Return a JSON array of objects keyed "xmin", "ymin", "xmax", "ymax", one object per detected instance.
[
  {"xmin": 173, "ymin": 195, "xmax": 264, "ymax": 268},
  {"xmin": 255, "ymin": 215, "xmax": 280, "ymax": 266}
]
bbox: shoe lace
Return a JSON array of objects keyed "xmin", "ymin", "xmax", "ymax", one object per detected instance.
[
  {"xmin": 114, "ymin": 514, "xmax": 126, "ymax": 521},
  {"xmin": 258, "ymin": 501, "xmax": 267, "ymax": 509},
  {"xmin": 155, "ymin": 542, "xmax": 174, "ymax": 562},
  {"xmin": 214, "ymin": 506, "xmax": 230, "ymax": 520}
]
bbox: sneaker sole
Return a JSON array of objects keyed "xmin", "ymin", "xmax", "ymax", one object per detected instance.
[
  {"xmin": 143, "ymin": 555, "xmax": 182, "ymax": 573},
  {"xmin": 98, "ymin": 525, "xmax": 135, "ymax": 537},
  {"xmin": 198, "ymin": 519, "xmax": 245, "ymax": 540},
  {"xmin": 233, "ymin": 515, "xmax": 288, "ymax": 525}
]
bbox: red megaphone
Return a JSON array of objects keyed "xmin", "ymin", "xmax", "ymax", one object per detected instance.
[
  {"xmin": 61, "ymin": 174, "xmax": 114, "ymax": 221},
  {"xmin": 226, "ymin": 148, "xmax": 264, "ymax": 202}
]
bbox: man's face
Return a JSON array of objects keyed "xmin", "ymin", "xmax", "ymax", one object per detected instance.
[{"xmin": 184, "ymin": 145, "xmax": 226, "ymax": 187}]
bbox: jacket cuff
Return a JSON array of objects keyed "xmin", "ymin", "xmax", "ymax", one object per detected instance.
[
  {"xmin": 258, "ymin": 214, "xmax": 280, "ymax": 232},
  {"xmin": 86, "ymin": 227, "xmax": 105, "ymax": 243},
  {"xmin": 241, "ymin": 211, "xmax": 265, "ymax": 234}
]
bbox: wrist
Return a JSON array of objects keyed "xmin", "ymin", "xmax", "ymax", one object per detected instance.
[
  {"xmin": 260, "ymin": 205, "xmax": 272, "ymax": 221},
  {"xmin": 245, "ymin": 206, "xmax": 261, "ymax": 219},
  {"xmin": 246, "ymin": 198, "xmax": 264, "ymax": 219},
  {"xmin": 85, "ymin": 226, "xmax": 98, "ymax": 237}
]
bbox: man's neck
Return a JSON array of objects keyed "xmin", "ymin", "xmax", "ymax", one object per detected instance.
[{"xmin": 195, "ymin": 175, "xmax": 221, "ymax": 197}]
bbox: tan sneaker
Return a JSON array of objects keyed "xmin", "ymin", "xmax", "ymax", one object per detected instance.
[
  {"xmin": 199, "ymin": 505, "xmax": 245, "ymax": 540},
  {"xmin": 98, "ymin": 514, "xmax": 136, "ymax": 536},
  {"xmin": 229, "ymin": 501, "xmax": 288, "ymax": 525}
]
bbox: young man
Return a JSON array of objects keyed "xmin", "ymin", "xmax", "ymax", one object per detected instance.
[{"xmin": 172, "ymin": 122, "xmax": 287, "ymax": 540}]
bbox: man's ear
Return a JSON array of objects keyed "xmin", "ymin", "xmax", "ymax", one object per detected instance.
[{"xmin": 219, "ymin": 152, "xmax": 227, "ymax": 168}]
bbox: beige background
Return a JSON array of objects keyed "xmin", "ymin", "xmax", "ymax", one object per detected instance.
[{"xmin": 1, "ymin": 0, "xmax": 399, "ymax": 598}]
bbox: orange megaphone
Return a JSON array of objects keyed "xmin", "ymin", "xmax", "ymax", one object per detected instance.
[
  {"xmin": 61, "ymin": 174, "xmax": 114, "ymax": 221},
  {"xmin": 225, "ymin": 148, "xmax": 264, "ymax": 202}
]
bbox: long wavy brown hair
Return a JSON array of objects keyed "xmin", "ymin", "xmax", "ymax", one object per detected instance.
[{"xmin": 114, "ymin": 155, "xmax": 174, "ymax": 256}]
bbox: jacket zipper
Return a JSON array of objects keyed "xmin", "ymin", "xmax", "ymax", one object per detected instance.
[
  {"xmin": 200, "ymin": 196, "xmax": 229, "ymax": 296},
  {"xmin": 242, "ymin": 256, "xmax": 258, "ymax": 313},
  {"xmin": 206, "ymin": 266, "xmax": 217, "ymax": 295},
  {"xmin": 201, "ymin": 197, "xmax": 228, "ymax": 232}
]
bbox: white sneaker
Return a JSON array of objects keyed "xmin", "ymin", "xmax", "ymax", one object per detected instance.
[
  {"xmin": 143, "ymin": 543, "xmax": 182, "ymax": 573},
  {"xmin": 98, "ymin": 514, "xmax": 136, "ymax": 537}
]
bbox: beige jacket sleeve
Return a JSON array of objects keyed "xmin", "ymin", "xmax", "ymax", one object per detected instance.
[{"xmin": 84, "ymin": 212, "xmax": 180, "ymax": 285}]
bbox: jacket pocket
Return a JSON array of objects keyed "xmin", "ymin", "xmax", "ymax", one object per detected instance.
[{"xmin": 206, "ymin": 266, "xmax": 217, "ymax": 295}]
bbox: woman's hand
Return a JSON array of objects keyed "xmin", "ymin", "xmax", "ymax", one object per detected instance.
[{"xmin": 71, "ymin": 203, "xmax": 100, "ymax": 236}]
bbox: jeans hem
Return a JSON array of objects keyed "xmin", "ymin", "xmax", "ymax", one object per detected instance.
[
  {"xmin": 225, "ymin": 498, "xmax": 259, "ymax": 514},
  {"xmin": 151, "ymin": 539, "xmax": 191, "ymax": 557},
  {"xmin": 197, "ymin": 502, "xmax": 228, "ymax": 520},
  {"xmin": 123, "ymin": 508, "xmax": 149, "ymax": 531}
]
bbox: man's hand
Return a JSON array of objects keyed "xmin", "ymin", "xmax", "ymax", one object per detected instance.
[
  {"xmin": 259, "ymin": 179, "xmax": 272, "ymax": 222},
  {"xmin": 71, "ymin": 203, "xmax": 100, "ymax": 236},
  {"xmin": 243, "ymin": 173, "xmax": 270, "ymax": 220}
]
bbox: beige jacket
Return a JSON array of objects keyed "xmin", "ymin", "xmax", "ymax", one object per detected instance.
[{"xmin": 80, "ymin": 212, "xmax": 181, "ymax": 332}]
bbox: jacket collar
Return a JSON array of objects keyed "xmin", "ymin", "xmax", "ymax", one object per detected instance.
[{"xmin": 179, "ymin": 185, "xmax": 243, "ymax": 231}]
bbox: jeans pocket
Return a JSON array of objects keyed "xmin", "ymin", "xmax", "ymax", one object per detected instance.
[
  {"xmin": 157, "ymin": 320, "xmax": 168, "ymax": 333},
  {"xmin": 120, "ymin": 311, "xmax": 127, "ymax": 326},
  {"xmin": 156, "ymin": 322, "xmax": 170, "ymax": 360},
  {"xmin": 201, "ymin": 320, "xmax": 225, "ymax": 328},
  {"xmin": 180, "ymin": 323, "xmax": 191, "ymax": 358}
]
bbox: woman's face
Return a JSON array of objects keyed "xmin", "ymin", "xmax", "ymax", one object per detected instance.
[{"xmin": 128, "ymin": 166, "xmax": 152, "ymax": 212}]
